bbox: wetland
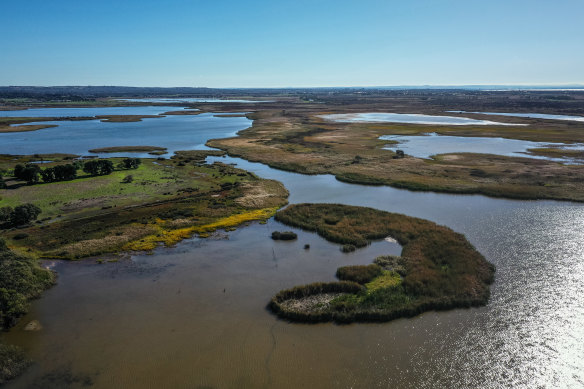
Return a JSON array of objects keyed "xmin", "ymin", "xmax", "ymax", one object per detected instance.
[{"xmin": 1, "ymin": 89, "xmax": 583, "ymax": 388}]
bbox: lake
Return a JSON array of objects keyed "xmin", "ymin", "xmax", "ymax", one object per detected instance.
[
  {"xmin": 0, "ymin": 109, "xmax": 251, "ymax": 158},
  {"xmin": 1, "ymin": 106, "xmax": 583, "ymax": 388}
]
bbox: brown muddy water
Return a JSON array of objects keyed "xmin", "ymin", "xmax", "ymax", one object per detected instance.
[{"xmin": 1, "ymin": 112, "xmax": 583, "ymax": 388}]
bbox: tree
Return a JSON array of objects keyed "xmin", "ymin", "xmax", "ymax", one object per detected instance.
[
  {"xmin": 122, "ymin": 158, "xmax": 141, "ymax": 169},
  {"xmin": 83, "ymin": 160, "xmax": 114, "ymax": 176},
  {"xmin": 9, "ymin": 204, "xmax": 41, "ymax": 226},
  {"xmin": 13, "ymin": 165, "xmax": 24, "ymax": 180},
  {"xmin": 0, "ymin": 207, "xmax": 12, "ymax": 226},
  {"xmin": 20, "ymin": 166, "xmax": 41, "ymax": 185},
  {"xmin": 40, "ymin": 168, "xmax": 56, "ymax": 183}
]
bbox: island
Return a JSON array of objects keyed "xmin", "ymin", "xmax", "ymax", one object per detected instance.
[{"xmin": 269, "ymin": 203, "xmax": 495, "ymax": 323}]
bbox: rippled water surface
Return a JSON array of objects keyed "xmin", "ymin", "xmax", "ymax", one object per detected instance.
[{"xmin": 2, "ymin": 107, "xmax": 583, "ymax": 389}]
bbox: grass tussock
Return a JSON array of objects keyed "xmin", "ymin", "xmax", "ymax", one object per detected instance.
[{"xmin": 269, "ymin": 203, "xmax": 495, "ymax": 323}]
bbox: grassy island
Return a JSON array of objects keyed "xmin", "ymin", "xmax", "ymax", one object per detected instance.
[
  {"xmin": 269, "ymin": 203, "xmax": 495, "ymax": 323},
  {"xmin": 0, "ymin": 152, "xmax": 288, "ymax": 259}
]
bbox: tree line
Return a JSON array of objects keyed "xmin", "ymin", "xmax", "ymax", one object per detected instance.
[{"xmin": 7, "ymin": 158, "xmax": 142, "ymax": 185}]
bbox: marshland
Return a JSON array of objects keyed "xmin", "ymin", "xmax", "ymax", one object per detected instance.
[{"xmin": 0, "ymin": 88, "xmax": 583, "ymax": 388}]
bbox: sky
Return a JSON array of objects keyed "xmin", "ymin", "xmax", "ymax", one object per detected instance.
[{"xmin": 1, "ymin": 0, "xmax": 583, "ymax": 87}]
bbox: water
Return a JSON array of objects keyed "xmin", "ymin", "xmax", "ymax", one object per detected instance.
[
  {"xmin": 119, "ymin": 98, "xmax": 273, "ymax": 103},
  {"xmin": 448, "ymin": 111, "xmax": 584, "ymax": 122},
  {"xmin": 0, "ymin": 110, "xmax": 251, "ymax": 158},
  {"xmin": 2, "ymin": 107, "xmax": 584, "ymax": 388},
  {"xmin": 320, "ymin": 112, "xmax": 523, "ymax": 126},
  {"xmin": 0, "ymin": 106, "xmax": 190, "ymax": 118},
  {"xmin": 379, "ymin": 132, "xmax": 584, "ymax": 163}
]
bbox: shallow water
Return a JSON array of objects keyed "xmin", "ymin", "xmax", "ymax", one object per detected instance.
[
  {"xmin": 2, "ymin": 107, "xmax": 584, "ymax": 388},
  {"xmin": 0, "ymin": 110, "xmax": 251, "ymax": 158},
  {"xmin": 379, "ymin": 132, "xmax": 584, "ymax": 163},
  {"xmin": 448, "ymin": 110, "xmax": 584, "ymax": 122},
  {"xmin": 320, "ymin": 112, "xmax": 522, "ymax": 126},
  {"xmin": 119, "ymin": 98, "xmax": 273, "ymax": 103},
  {"xmin": 0, "ymin": 106, "xmax": 188, "ymax": 118}
]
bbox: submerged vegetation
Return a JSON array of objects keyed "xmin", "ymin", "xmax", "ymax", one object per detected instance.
[{"xmin": 270, "ymin": 203, "xmax": 495, "ymax": 323}]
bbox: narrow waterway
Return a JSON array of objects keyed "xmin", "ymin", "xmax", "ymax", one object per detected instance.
[{"xmin": 2, "ymin": 107, "xmax": 583, "ymax": 388}]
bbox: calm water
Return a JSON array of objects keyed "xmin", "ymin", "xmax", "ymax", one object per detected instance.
[
  {"xmin": 0, "ymin": 110, "xmax": 251, "ymax": 158},
  {"xmin": 0, "ymin": 106, "xmax": 189, "ymax": 118},
  {"xmin": 448, "ymin": 111, "xmax": 584, "ymax": 122},
  {"xmin": 119, "ymin": 98, "xmax": 273, "ymax": 103},
  {"xmin": 320, "ymin": 112, "xmax": 523, "ymax": 126},
  {"xmin": 380, "ymin": 132, "xmax": 584, "ymax": 163},
  {"xmin": 2, "ymin": 107, "xmax": 584, "ymax": 388}
]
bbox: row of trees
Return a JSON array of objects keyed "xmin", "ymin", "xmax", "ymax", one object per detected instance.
[
  {"xmin": 40, "ymin": 164, "xmax": 77, "ymax": 182},
  {"xmin": 6, "ymin": 158, "xmax": 142, "ymax": 185},
  {"xmin": 0, "ymin": 204, "xmax": 42, "ymax": 228}
]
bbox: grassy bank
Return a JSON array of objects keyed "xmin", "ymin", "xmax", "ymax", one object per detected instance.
[
  {"xmin": 0, "ymin": 238, "xmax": 56, "ymax": 384},
  {"xmin": 0, "ymin": 153, "xmax": 288, "ymax": 259},
  {"xmin": 270, "ymin": 203, "xmax": 495, "ymax": 323}
]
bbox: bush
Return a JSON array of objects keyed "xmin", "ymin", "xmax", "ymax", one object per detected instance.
[
  {"xmin": 9, "ymin": 204, "xmax": 42, "ymax": 227},
  {"xmin": 336, "ymin": 264, "xmax": 382, "ymax": 284},
  {"xmin": 122, "ymin": 175, "xmax": 134, "ymax": 183},
  {"xmin": 121, "ymin": 158, "xmax": 141, "ymax": 169},
  {"xmin": 341, "ymin": 244, "xmax": 356, "ymax": 253},
  {"xmin": 83, "ymin": 159, "xmax": 114, "ymax": 176},
  {"xmin": 271, "ymin": 231, "xmax": 297, "ymax": 240},
  {"xmin": 0, "ymin": 176, "xmax": 6, "ymax": 189},
  {"xmin": 0, "ymin": 237, "xmax": 55, "ymax": 329}
]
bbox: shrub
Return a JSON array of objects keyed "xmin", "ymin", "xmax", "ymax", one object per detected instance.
[
  {"xmin": 0, "ymin": 176, "xmax": 6, "ymax": 189},
  {"xmin": 271, "ymin": 231, "xmax": 297, "ymax": 240},
  {"xmin": 121, "ymin": 158, "xmax": 141, "ymax": 169},
  {"xmin": 83, "ymin": 160, "xmax": 114, "ymax": 176},
  {"xmin": 10, "ymin": 204, "xmax": 41, "ymax": 227},
  {"xmin": 341, "ymin": 244, "xmax": 356, "ymax": 253},
  {"xmin": 122, "ymin": 175, "xmax": 134, "ymax": 183}
]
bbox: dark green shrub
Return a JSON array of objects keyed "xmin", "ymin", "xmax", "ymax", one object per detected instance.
[
  {"xmin": 83, "ymin": 159, "xmax": 114, "ymax": 176},
  {"xmin": 271, "ymin": 231, "xmax": 297, "ymax": 240},
  {"xmin": 10, "ymin": 204, "xmax": 41, "ymax": 226},
  {"xmin": 336, "ymin": 264, "xmax": 382, "ymax": 284},
  {"xmin": 341, "ymin": 244, "xmax": 356, "ymax": 253}
]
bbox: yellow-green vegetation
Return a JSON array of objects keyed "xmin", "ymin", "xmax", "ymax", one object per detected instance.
[
  {"xmin": 123, "ymin": 208, "xmax": 279, "ymax": 251},
  {"xmin": 269, "ymin": 204, "xmax": 495, "ymax": 323},
  {"xmin": 208, "ymin": 109, "xmax": 584, "ymax": 202},
  {"xmin": 0, "ymin": 154, "xmax": 288, "ymax": 259}
]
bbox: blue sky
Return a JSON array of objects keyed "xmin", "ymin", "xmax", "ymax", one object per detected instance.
[{"xmin": 1, "ymin": 0, "xmax": 583, "ymax": 87}]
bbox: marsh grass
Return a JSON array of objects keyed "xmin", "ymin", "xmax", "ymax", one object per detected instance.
[{"xmin": 270, "ymin": 203, "xmax": 495, "ymax": 323}]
